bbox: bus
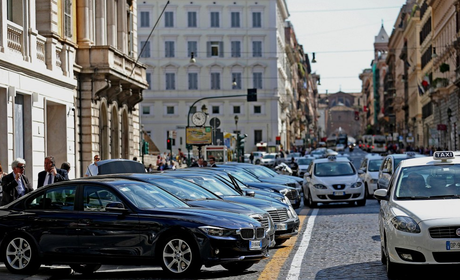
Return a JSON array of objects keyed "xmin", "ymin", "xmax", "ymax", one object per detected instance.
[{"xmin": 326, "ymin": 133, "xmax": 348, "ymax": 151}]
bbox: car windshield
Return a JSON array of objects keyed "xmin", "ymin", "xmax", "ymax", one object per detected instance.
[
  {"xmin": 182, "ymin": 176, "xmax": 241, "ymax": 196},
  {"xmin": 297, "ymin": 158, "xmax": 313, "ymax": 165},
  {"xmin": 144, "ymin": 177, "xmax": 219, "ymax": 200},
  {"xmin": 395, "ymin": 165, "xmax": 460, "ymax": 199},
  {"xmin": 314, "ymin": 162, "xmax": 355, "ymax": 177},
  {"xmin": 227, "ymin": 170, "xmax": 259, "ymax": 182},
  {"xmin": 368, "ymin": 159, "xmax": 383, "ymax": 172},
  {"xmin": 114, "ymin": 182, "xmax": 189, "ymax": 209}
]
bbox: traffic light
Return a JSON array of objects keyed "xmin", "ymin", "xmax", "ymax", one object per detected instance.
[
  {"xmin": 143, "ymin": 140, "xmax": 149, "ymax": 154},
  {"xmin": 167, "ymin": 138, "xmax": 172, "ymax": 150},
  {"xmin": 247, "ymin": 88, "xmax": 257, "ymax": 102},
  {"xmin": 236, "ymin": 134, "xmax": 247, "ymax": 162}
]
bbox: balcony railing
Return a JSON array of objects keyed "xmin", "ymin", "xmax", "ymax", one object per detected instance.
[{"xmin": 7, "ymin": 21, "xmax": 23, "ymax": 56}]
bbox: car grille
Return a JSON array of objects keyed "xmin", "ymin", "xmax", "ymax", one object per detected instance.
[
  {"xmin": 327, "ymin": 194, "xmax": 352, "ymax": 200},
  {"xmin": 285, "ymin": 189, "xmax": 299, "ymax": 200},
  {"xmin": 267, "ymin": 208, "xmax": 289, "ymax": 223},
  {"xmin": 332, "ymin": 184, "xmax": 346, "ymax": 190},
  {"xmin": 429, "ymin": 226, "xmax": 460, "ymax": 238},
  {"xmin": 240, "ymin": 227, "xmax": 265, "ymax": 240},
  {"xmin": 251, "ymin": 214, "xmax": 271, "ymax": 231}
]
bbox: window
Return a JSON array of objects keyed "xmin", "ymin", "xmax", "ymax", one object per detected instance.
[
  {"xmin": 254, "ymin": 105, "xmax": 261, "ymax": 114},
  {"xmin": 14, "ymin": 94, "xmax": 24, "ymax": 159},
  {"xmin": 165, "ymin": 41, "xmax": 175, "ymax": 57},
  {"xmin": 140, "ymin": 11, "xmax": 150, "ymax": 27},
  {"xmin": 231, "ymin": 12, "xmax": 240, "ymax": 27},
  {"xmin": 253, "ymin": 72, "xmax": 263, "ymax": 89},
  {"xmin": 188, "ymin": 41, "xmax": 198, "ymax": 58},
  {"xmin": 146, "ymin": 73, "xmax": 151, "ymax": 90},
  {"xmin": 233, "ymin": 106, "xmax": 241, "ymax": 114},
  {"xmin": 211, "ymin": 73, "xmax": 220, "ymax": 89},
  {"xmin": 140, "ymin": 40, "xmax": 150, "ymax": 58},
  {"xmin": 211, "ymin": 12, "xmax": 220, "ymax": 27},
  {"xmin": 252, "ymin": 12, "xmax": 261, "ymax": 27},
  {"xmin": 212, "ymin": 106, "xmax": 220, "ymax": 114},
  {"xmin": 253, "ymin": 41, "xmax": 262, "ymax": 57},
  {"xmin": 64, "ymin": 0, "xmax": 72, "ymax": 38},
  {"xmin": 83, "ymin": 186, "xmax": 122, "ymax": 212},
  {"xmin": 231, "ymin": 41, "xmax": 241, "ymax": 57},
  {"xmin": 166, "ymin": 73, "xmax": 176, "ymax": 90},
  {"xmin": 165, "ymin": 11, "xmax": 174, "ymax": 27},
  {"xmin": 208, "ymin": 41, "xmax": 223, "ymax": 57},
  {"xmin": 254, "ymin": 130, "xmax": 262, "ymax": 144},
  {"xmin": 188, "ymin": 11, "xmax": 197, "ymax": 27},
  {"xmin": 188, "ymin": 73, "xmax": 198, "ymax": 90},
  {"xmin": 167, "ymin": 106, "xmax": 175, "ymax": 115},
  {"xmin": 26, "ymin": 185, "xmax": 77, "ymax": 210},
  {"xmin": 142, "ymin": 106, "xmax": 150, "ymax": 115},
  {"xmin": 232, "ymin": 73, "xmax": 241, "ymax": 89}
]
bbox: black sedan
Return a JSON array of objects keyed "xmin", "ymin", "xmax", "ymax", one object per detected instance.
[{"xmin": 0, "ymin": 178, "xmax": 269, "ymax": 276}]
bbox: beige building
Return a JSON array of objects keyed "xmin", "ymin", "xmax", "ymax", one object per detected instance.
[{"xmin": 0, "ymin": 0, "xmax": 147, "ymax": 183}]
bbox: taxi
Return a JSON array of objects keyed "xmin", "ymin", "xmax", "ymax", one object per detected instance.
[
  {"xmin": 374, "ymin": 151, "xmax": 460, "ymax": 278},
  {"xmin": 302, "ymin": 155, "xmax": 365, "ymax": 207},
  {"xmin": 377, "ymin": 152, "xmax": 425, "ymax": 190},
  {"xmin": 358, "ymin": 154, "xmax": 383, "ymax": 197}
]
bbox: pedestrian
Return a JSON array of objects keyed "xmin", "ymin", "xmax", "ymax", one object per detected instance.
[
  {"xmin": 156, "ymin": 155, "xmax": 162, "ymax": 167},
  {"xmin": 37, "ymin": 156, "xmax": 69, "ymax": 188},
  {"xmin": 85, "ymin": 154, "xmax": 100, "ymax": 177},
  {"xmin": 249, "ymin": 152, "xmax": 254, "ymax": 164},
  {"xmin": 157, "ymin": 162, "xmax": 165, "ymax": 171},
  {"xmin": 208, "ymin": 157, "xmax": 217, "ymax": 167},
  {"xmin": 60, "ymin": 162, "xmax": 71, "ymax": 174},
  {"xmin": 1, "ymin": 158, "xmax": 33, "ymax": 206},
  {"xmin": 133, "ymin": 156, "xmax": 138, "ymax": 162},
  {"xmin": 147, "ymin": 164, "xmax": 154, "ymax": 172}
]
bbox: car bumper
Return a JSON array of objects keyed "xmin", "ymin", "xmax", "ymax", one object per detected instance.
[
  {"xmin": 385, "ymin": 221, "xmax": 460, "ymax": 265},
  {"xmin": 310, "ymin": 187, "xmax": 365, "ymax": 203},
  {"xmin": 203, "ymin": 235, "xmax": 270, "ymax": 267},
  {"xmin": 274, "ymin": 218, "xmax": 300, "ymax": 240}
]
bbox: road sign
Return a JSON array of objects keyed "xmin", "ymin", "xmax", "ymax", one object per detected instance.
[{"xmin": 210, "ymin": 117, "xmax": 221, "ymax": 128}]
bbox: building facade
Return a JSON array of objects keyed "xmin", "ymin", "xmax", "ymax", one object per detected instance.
[{"xmin": 138, "ymin": 0, "xmax": 316, "ymax": 157}]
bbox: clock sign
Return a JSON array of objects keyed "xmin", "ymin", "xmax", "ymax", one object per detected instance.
[{"xmin": 192, "ymin": 112, "xmax": 207, "ymax": 126}]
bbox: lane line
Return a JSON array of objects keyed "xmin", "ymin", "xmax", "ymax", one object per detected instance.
[
  {"xmin": 287, "ymin": 208, "xmax": 319, "ymax": 280},
  {"xmin": 257, "ymin": 215, "xmax": 307, "ymax": 280}
]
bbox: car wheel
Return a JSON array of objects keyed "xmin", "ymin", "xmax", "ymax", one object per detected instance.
[
  {"xmin": 303, "ymin": 189, "xmax": 309, "ymax": 207},
  {"xmin": 3, "ymin": 234, "xmax": 41, "ymax": 274},
  {"xmin": 385, "ymin": 237, "xmax": 400, "ymax": 279},
  {"xmin": 70, "ymin": 264, "xmax": 101, "ymax": 274},
  {"xmin": 357, "ymin": 197, "xmax": 366, "ymax": 206},
  {"xmin": 307, "ymin": 190, "xmax": 317, "ymax": 208},
  {"xmin": 222, "ymin": 261, "xmax": 256, "ymax": 272},
  {"xmin": 255, "ymin": 159, "xmax": 261, "ymax": 164},
  {"xmin": 159, "ymin": 234, "xmax": 201, "ymax": 276},
  {"xmin": 380, "ymin": 246, "xmax": 387, "ymax": 264}
]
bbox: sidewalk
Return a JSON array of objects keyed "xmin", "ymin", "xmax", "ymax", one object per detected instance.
[{"xmin": 0, "ymin": 264, "xmax": 72, "ymax": 280}]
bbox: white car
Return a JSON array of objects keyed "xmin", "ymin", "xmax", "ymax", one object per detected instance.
[
  {"xmin": 252, "ymin": 151, "xmax": 266, "ymax": 164},
  {"xmin": 374, "ymin": 151, "xmax": 460, "ymax": 279},
  {"xmin": 297, "ymin": 157, "xmax": 314, "ymax": 178},
  {"xmin": 377, "ymin": 152, "xmax": 426, "ymax": 190},
  {"xmin": 335, "ymin": 144, "xmax": 345, "ymax": 152},
  {"xmin": 358, "ymin": 154, "xmax": 383, "ymax": 197},
  {"xmin": 260, "ymin": 153, "xmax": 277, "ymax": 167},
  {"xmin": 302, "ymin": 156, "xmax": 365, "ymax": 207}
]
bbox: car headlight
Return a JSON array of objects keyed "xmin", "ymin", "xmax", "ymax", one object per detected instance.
[
  {"xmin": 370, "ymin": 179, "xmax": 378, "ymax": 184},
  {"xmin": 199, "ymin": 226, "xmax": 236, "ymax": 237},
  {"xmin": 351, "ymin": 182, "xmax": 363, "ymax": 188},
  {"xmin": 280, "ymin": 189, "xmax": 288, "ymax": 195},
  {"xmin": 313, "ymin": 184, "xmax": 327, "ymax": 189},
  {"xmin": 287, "ymin": 205, "xmax": 298, "ymax": 219},
  {"xmin": 390, "ymin": 216, "xmax": 421, "ymax": 233}
]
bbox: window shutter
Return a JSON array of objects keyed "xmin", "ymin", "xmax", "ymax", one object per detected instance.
[
  {"xmin": 171, "ymin": 42, "xmax": 175, "ymax": 57},
  {"xmin": 207, "ymin": 42, "xmax": 211, "ymax": 57}
]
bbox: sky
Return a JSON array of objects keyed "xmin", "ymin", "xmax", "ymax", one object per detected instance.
[{"xmin": 286, "ymin": 0, "xmax": 407, "ymax": 93}]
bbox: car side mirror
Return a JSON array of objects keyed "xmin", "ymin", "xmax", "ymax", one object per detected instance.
[
  {"xmin": 374, "ymin": 189, "xmax": 389, "ymax": 201},
  {"xmin": 106, "ymin": 202, "xmax": 129, "ymax": 213},
  {"xmin": 358, "ymin": 170, "xmax": 365, "ymax": 175},
  {"xmin": 245, "ymin": 190, "xmax": 256, "ymax": 197}
]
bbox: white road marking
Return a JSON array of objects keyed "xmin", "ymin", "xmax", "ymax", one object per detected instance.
[{"xmin": 286, "ymin": 208, "xmax": 319, "ymax": 280}]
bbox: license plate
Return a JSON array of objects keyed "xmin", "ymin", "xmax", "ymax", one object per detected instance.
[
  {"xmin": 333, "ymin": 191, "xmax": 345, "ymax": 196},
  {"xmin": 275, "ymin": 223, "xmax": 288, "ymax": 230},
  {"xmin": 249, "ymin": 240, "xmax": 262, "ymax": 250},
  {"xmin": 446, "ymin": 241, "xmax": 460, "ymax": 250}
]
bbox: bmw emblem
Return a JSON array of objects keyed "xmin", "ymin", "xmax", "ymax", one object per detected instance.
[{"xmin": 456, "ymin": 228, "xmax": 460, "ymax": 237}]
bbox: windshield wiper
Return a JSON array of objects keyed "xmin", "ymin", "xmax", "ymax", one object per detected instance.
[{"xmin": 426, "ymin": 194, "xmax": 460, "ymax": 199}]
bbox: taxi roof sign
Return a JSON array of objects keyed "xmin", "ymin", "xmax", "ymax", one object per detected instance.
[
  {"xmin": 406, "ymin": 152, "xmax": 417, "ymax": 158},
  {"xmin": 327, "ymin": 156, "xmax": 337, "ymax": 161},
  {"xmin": 433, "ymin": 151, "xmax": 455, "ymax": 161}
]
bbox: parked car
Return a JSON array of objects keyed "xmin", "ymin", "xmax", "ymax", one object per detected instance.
[
  {"xmin": 260, "ymin": 153, "xmax": 278, "ymax": 167},
  {"xmin": 377, "ymin": 152, "xmax": 426, "ymax": 190},
  {"xmin": 252, "ymin": 152, "xmax": 266, "ymax": 165},
  {"xmin": 0, "ymin": 178, "xmax": 269, "ymax": 276},
  {"xmin": 95, "ymin": 159, "xmax": 146, "ymax": 174},
  {"xmin": 297, "ymin": 157, "xmax": 315, "ymax": 178}
]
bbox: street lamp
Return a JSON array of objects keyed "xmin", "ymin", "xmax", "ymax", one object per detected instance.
[{"xmin": 234, "ymin": 115, "xmax": 239, "ymax": 132}]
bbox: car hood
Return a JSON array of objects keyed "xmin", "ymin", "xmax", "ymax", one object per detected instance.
[
  {"xmin": 220, "ymin": 196, "xmax": 280, "ymax": 211},
  {"xmin": 186, "ymin": 200, "xmax": 266, "ymax": 216},
  {"xmin": 245, "ymin": 182, "xmax": 290, "ymax": 192},
  {"xmin": 393, "ymin": 200, "xmax": 460, "ymax": 222},
  {"xmin": 314, "ymin": 175, "xmax": 360, "ymax": 185}
]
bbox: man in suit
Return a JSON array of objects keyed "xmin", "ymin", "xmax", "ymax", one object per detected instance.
[
  {"xmin": 37, "ymin": 156, "xmax": 69, "ymax": 188},
  {"xmin": 208, "ymin": 157, "xmax": 217, "ymax": 167},
  {"xmin": 1, "ymin": 158, "xmax": 34, "ymax": 206}
]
